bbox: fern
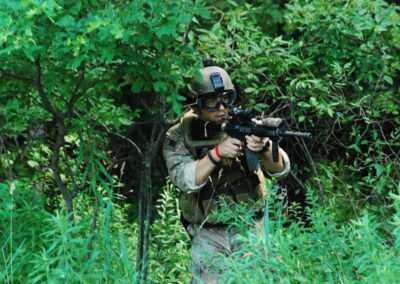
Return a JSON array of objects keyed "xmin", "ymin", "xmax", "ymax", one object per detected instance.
[{"xmin": 149, "ymin": 178, "xmax": 191, "ymax": 284}]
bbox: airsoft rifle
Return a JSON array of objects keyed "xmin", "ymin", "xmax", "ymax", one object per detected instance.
[{"xmin": 201, "ymin": 108, "xmax": 312, "ymax": 172}]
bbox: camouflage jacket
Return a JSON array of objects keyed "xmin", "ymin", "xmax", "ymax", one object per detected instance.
[{"xmin": 162, "ymin": 111, "xmax": 290, "ymax": 224}]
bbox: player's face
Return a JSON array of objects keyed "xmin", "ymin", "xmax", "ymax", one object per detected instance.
[{"xmin": 198, "ymin": 103, "xmax": 228, "ymax": 123}]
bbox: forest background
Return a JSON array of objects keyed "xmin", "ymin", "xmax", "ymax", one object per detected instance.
[{"xmin": 1, "ymin": 0, "xmax": 399, "ymax": 283}]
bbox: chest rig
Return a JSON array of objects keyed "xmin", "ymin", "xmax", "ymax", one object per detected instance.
[{"xmin": 180, "ymin": 110, "xmax": 266, "ymax": 224}]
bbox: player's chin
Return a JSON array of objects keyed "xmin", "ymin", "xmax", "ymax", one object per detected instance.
[{"xmin": 214, "ymin": 115, "xmax": 226, "ymax": 122}]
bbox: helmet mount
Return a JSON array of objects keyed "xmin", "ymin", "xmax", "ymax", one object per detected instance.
[
  {"xmin": 210, "ymin": 72, "xmax": 225, "ymax": 92},
  {"xmin": 189, "ymin": 59, "xmax": 236, "ymax": 111}
]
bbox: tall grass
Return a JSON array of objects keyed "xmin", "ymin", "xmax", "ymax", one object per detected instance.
[
  {"xmin": 211, "ymin": 182, "xmax": 400, "ymax": 283},
  {"xmin": 2, "ymin": 177, "xmax": 399, "ymax": 283},
  {"xmin": 0, "ymin": 178, "xmax": 191, "ymax": 283},
  {"xmin": 0, "ymin": 181, "xmax": 138, "ymax": 283}
]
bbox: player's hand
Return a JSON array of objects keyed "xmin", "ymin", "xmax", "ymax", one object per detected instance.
[
  {"xmin": 218, "ymin": 137, "xmax": 244, "ymax": 158},
  {"xmin": 245, "ymin": 135, "xmax": 269, "ymax": 153}
]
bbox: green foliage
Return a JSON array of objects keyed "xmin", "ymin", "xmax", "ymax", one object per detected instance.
[
  {"xmin": 1, "ymin": 0, "xmax": 399, "ymax": 282},
  {"xmin": 1, "ymin": 0, "xmax": 209, "ymax": 282},
  {"xmin": 0, "ymin": 0, "xmax": 208, "ymax": 129},
  {"xmin": 0, "ymin": 181, "xmax": 48, "ymax": 283},
  {"xmin": 195, "ymin": 0, "xmax": 399, "ymax": 221},
  {"xmin": 0, "ymin": 178, "xmax": 193, "ymax": 283},
  {"xmin": 210, "ymin": 184, "xmax": 400, "ymax": 283},
  {"xmin": 0, "ymin": 180, "xmax": 138, "ymax": 283},
  {"xmin": 149, "ymin": 178, "xmax": 191, "ymax": 284}
]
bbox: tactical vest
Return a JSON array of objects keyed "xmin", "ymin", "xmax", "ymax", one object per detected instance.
[{"xmin": 179, "ymin": 110, "xmax": 266, "ymax": 224}]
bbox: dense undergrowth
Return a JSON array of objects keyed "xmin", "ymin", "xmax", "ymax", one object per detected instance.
[
  {"xmin": 213, "ymin": 181, "xmax": 400, "ymax": 283},
  {"xmin": 1, "ymin": 0, "xmax": 399, "ymax": 282},
  {"xmin": 2, "ymin": 178, "xmax": 399, "ymax": 282}
]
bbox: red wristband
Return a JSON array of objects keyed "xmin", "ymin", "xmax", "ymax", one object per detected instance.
[{"xmin": 215, "ymin": 145, "xmax": 222, "ymax": 159}]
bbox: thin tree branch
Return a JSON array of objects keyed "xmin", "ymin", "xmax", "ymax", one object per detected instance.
[
  {"xmin": 150, "ymin": 125, "xmax": 166, "ymax": 162},
  {"xmin": 66, "ymin": 65, "xmax": 86, "ymax": 117},
  {"xmin": 33, "ymin": 55, "xmax": 74, "ymax": 222},
  {"xmin": 299, "ymin": 135, "xmax": 324, "ymax": 204},
  {"xmin": 34, "ymin": 55, "xmax": 62, "ymax": 120},
  {"xmin": 102, "ymin": 124, "xmax": 143, "ymax": 158},
  {"xmin": 136, "ymin": 167, "xmax": 146, "ymax": 276},
  {"xmin": 289, "ymin": 171, "xmax": 307, "ymax": 191},
  {"xmin": 0, "ymin": 70, "xmax": 35, "ymax": 85}
]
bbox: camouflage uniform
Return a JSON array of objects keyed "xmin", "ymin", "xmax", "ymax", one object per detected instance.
[{"xmin": 163, "ymin": 111, "xmax": 290, "ymax": 283}]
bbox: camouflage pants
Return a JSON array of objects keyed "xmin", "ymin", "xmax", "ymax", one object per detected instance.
[{"xmin": 186, "ymin": 220, "xmax": 263, "ymax": 284}]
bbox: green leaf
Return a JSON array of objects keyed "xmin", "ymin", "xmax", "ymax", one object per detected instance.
[
  {"xmin": 110, "ymin": 23, "xmax": 124, "ymax": 39},
  {"xmin": 154, "ymin": 81, "xmax": 168, "ymax": 92},
  {"xmin": 383, "ymin": 75, "xmax": 393, "ymax": 85},
  {"xmin": 119, "ymin": 117, "xmax": 132, "ymax": 126},
  {"xmin": 131, "ymin": 81, "xmax": 144, "ymax": 93},
  {"xmin": 87, "ymin": 16, "xmax": 104, "ymax": 33},
  {"xmin": 349, "ymin": 144, "xmax": 362, "ymax": 154},
  {"xmin": 374, "ymin": 164, "xmax": 385, "ymax": 177},
  {"xmin": 155, "ymin": 21, "xmax": 177, "ymax": 37},
  {"xmin": 27, "ymin": 160, "xmax": 39, "ymax": 168},
  {"xmin": 327, "ymin": 107, "xmax": 334, "ymax": 117},
  {"xmin": 310, "ymin": 97, "xmax": 318, "ymax": 106},
  {"xmin": 57, "ymin": 15, "xmax": 76, "ymax": 28}
]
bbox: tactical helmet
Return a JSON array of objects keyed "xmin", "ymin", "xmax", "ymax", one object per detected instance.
[{"xmin": 189, "ymin": 59, "xmax": 237, "ymax": 111}]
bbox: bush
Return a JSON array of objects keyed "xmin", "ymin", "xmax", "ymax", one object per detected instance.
[
  {"xmin": 196, "ymin": 0, "xmax": 399, "ymax": 222},
  {"xmin": 213, "ymin": 183, "xmax": 400, "ymax": 283},
  {"xmin": 0, "ymin": 181, "xmax": 138, "ymax": 283}
]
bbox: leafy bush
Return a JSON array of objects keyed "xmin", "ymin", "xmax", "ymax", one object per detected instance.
[
  {"xmin": 212, "ymin": 183, "xmax": 400, "ymax": 283},
  {"xmin": 1, "ymin": 0, "xmax": 399, "ymax": 282},
  {"xmin": 195, "ymin": 0, "xmax": 399, "ymax": 221},
  {"xmin": 0, "ymin": 181, "xmax": 138, "ymax": 283}
]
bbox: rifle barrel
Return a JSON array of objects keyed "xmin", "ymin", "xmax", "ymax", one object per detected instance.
[{"xmin": 284, "ymin": 131, "xmax": 312, "ymax": 138}]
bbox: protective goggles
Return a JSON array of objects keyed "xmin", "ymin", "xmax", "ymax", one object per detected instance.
[{"xmin": 197, "ymin": 90, "xmax": 236, "ymax": 112}]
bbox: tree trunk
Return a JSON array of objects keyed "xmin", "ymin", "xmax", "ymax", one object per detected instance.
[
  {"xmin": 142, "ymin": 157, "xmax": 152, "ymax": 282},
  {"xmin": 51, "ymin": 119, "xmax": 75, "ymax": 223},
  {"xmin": 136, "ymin": 166, "xmax": 146, "ymax": 276},
  {"xmin": 136, "ymin": 152, "xmax": 152, "ymax": 282}
]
